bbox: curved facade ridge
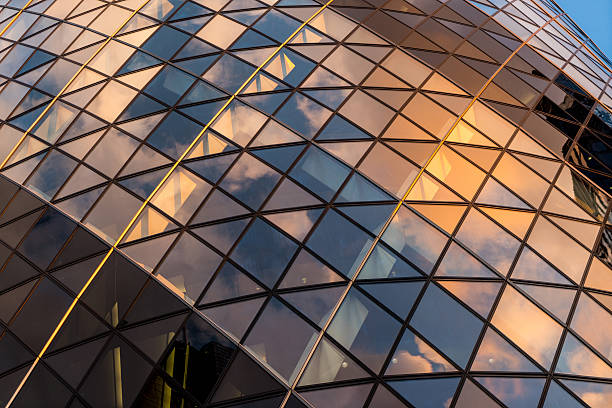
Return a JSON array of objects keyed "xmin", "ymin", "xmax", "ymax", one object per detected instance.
[{"xmin": 0, "ymin": 0, "xmax": 610, "ymax": 407}]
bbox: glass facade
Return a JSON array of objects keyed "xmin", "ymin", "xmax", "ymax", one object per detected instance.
[{"xmin": 0, "ymin": 0, "xmax": 610, "ymax": 407}]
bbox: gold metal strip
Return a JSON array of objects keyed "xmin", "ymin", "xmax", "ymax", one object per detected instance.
[
  {"xmin": 0, "ymin": 0, "xmax": 34, "ymax": 38},
  {"xmin": 0, "ymin": 1, "xmax": 151, "ymax": 169},
  {"xmin": 4, "ymin": 1, "xmax": 336, "ymax": 405},
  {"xmin": 285, "ymin": 12, "xmax": 565, "ymax": 399},
  {"xmin": 3, "ymin": 1, "xmax": 157, "ymax": 405}
]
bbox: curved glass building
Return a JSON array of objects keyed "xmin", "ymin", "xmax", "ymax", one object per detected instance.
[{"xmin": 0, "ymin": 0, "xmax": 610, "ymax": 406}]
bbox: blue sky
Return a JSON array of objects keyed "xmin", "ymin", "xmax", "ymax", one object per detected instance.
[{"xmin": 554, "ymin": 0, "xmax": 612, "ymax": 60}]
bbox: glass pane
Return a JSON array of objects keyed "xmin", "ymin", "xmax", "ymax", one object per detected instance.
[
  {"xmin": 245, "ymin": 297, "xmax": 317, "ymax": 383},
  {"xmin": 410, "ymin": 284, "xmax": 483, "ymax": 368},
  {"xmin": 456, "ymin": 209, "xmax": 520, "ymax": 275},
  {"xmin": 491, "ymin": 285, "xmax": 563, "ymax": 368},
  {"xmin": 231, "ymin": 218, "xmax": 297, "ymax": 287},
  {"xmin": 328, "ymin": 289, "xmax": 400, "ymax": 372},
  {"xmin": 382, "ymin": 206, "xmax": 447, "ymax": 274}
]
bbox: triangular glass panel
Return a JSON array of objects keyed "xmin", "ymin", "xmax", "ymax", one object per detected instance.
[
  {"xmin": 8, "ymin": 105, "xmax": 47, "ymax": 132},
  {"xmin": 386, "ymin": 328, "xmax": 455, "ymax": 375},
  {"xmin": 480, "ymin": 207, "xmax": 535, "ymax": 239},
  {"xmin": 225, "ymin": 10, "xmax": 267, "ymax": 26},
  {"xmin": 231, "ymin": 29, "xmax": 275, "ymax": 49},
  {"xmin": 316, "ymin": 115, "xmax": 372, "ymax": 141},
  {"xmin": 385, "ymin": 141, "xmax": 436, "ymax": 167},
  {"xmin": 289, "ymin": 44, "xmax": 335, "ymax": 62},
  {"xmin": 3, "ymin": 152, "xmax": 45, "ymax": 184},
  {"xmin": 321, "ymin": 141, "xmax": 371, "ymax": 167},
  {"xmin": 264, "ymin": 209, "xmax": 322, "ymax": 241},
  {"xmin": 240, "ymin": 92, "xmax": 290, "ymax": 115},
  {"xmin": 201, "ymin": 262, "xmax": 265, "ymax": 304},
  {"xmin": 211, "ymin": 352, "xmax": 283, "ymax": 403},
  {"xmin": 368, "ymin": 89, "xmax": 412, "ymax": 110},
  {"xmin": 121, "ymin": 233, "xmax": 178, "ymax": 272},
  {"xmin": 117, "ymin": 50, "xmax": 162, "ymax": 75},
  {"xmin": 117, "ymin": 112, "xmax": 166, "ymax": 141},
  {"xmin": 116, "ymin": 65, "xmax": 162, "ymax": 89},
  {"xmin": 359, "ymin": 242, "xmax": 422, "ymax": 279},
  {"xmin": 368, "ymin": 385, "xmax": 410, "ymax": 407},
  {"xmin": 509, "ymin": 130, "xmax": 553, "ymax": 158},
  {"xmin": 193, "ymin": 218, "xmax": 249, "ymax": 253},
  {"xmin": 301, "ymin": 383, "xmax": 372, "ymax": 408},
  {"xmin": 282, "ymin": 286, "xmax": 344, "ymax": 327},
  {"xmin": 252, "ymin": 145, "xmax": 304, "ymax": 172},
  {"xmin": 119, "ymin": 145, "xmax": 171, "ymax": 176},
  {"xmin": 11, "ymin": 89, "xmax": 51, "ymax": 119},
  {"xmin": 348, "ymin": 45, "xmax": 391, "ymax": 63},
  {"xmin": 390, "ymin": 377, "xmax": 460, "ymax": 408},
  {"xmin": 280, "ymin": 249, "xmax": 344, "ymax": 288},
  {"xmin": 47, "ymin": 302, "xmax": 108, "ymax": 352},
  {"xmin": 585, "ymin": 258, "xmax": 612, "ymax": 293},
  {"xmin": 0, "ymin": 280, "xmax": 36, "ymax": 323},
  {"xmin": 472, "ymin": 328, "xmax": 540, "ymax": 372},
  {"xmin": 422, "ymin": 72, "xmax": 468, "ymax": 95},
  {"xmin": 180, "ymin": 80, "xmax": 226, "ymax": 105},
  {"xmin": 0, "ymin": 253, "xmax": 40, "ymax": 295},
  {"xmin": 339, "ymin": 204, "xmax": 394, "ymax": 235},
  {"xmin": 439, "ymin": 280, "xmax": 501, "ymax": 318},
  {"xmin": 191, "ymin": 189, "xmax": 248, "ymax": 224},
  {"xmin": 477, "ymin": 178, "xmax": 530, "ymax": 209},
  {"xmin": 556, "ymin": 333, "xmax": 612, "ymax": 378},
  {"xmin": 51, "ymin": 228, "xmax": 107, "ymax": 270},
  {"xmin": 186, "ymin": 131, "xmax": 237, "ymax": 159},
  {"xmin": 174, "ymin": 55, "xmax": 218, "ymax": 76},
  {"xmin": 187, "ymin": 153, "xmax": 237, "ymax": 184},
  {"xmin": 364, "ymin": 67, "xmax": 407, "ymax": 89},
  {"xmin": 561, "ymin": 379, "xmax": 612, "ymax": 408},
  {"xmin": 290, "ymin": 26, "xmax": 329, "ymax": 45},
  {"xmin": 120, "ymin": 168, "xmax": 168, "ymax": 200},
  {"xmin": 175, "ymin": 37, "xmax": 218, "ymax": 59},
  {"xmin": 16, "ymin": 49, "xmax": 56, "ymax": 76},
  {"xmin": 62, "ymin": 83, "xmax": 104, "ymax": 109},
  {"xmin": 0, "ymin": 188, "xmax": 31, "ymax": 224},
  {"xmin": 44, "ymin": 337, "xmax": 107, "ymax": 388},
  {"xmin": 59, "ymin": 131, "xmax": 103, "ymax": 159},
  {"xmin": 446, "ymin": 124, "xmax": 496, "ymax": 151},
  {"xmin": 410, "ymin": 204, "xmax": 466, "ymax": 234},
  {"xmin": 511, "ymin": 246, "xmax": 572, "ymax": 285},
  {"xmin": 202, "ymin": 297, "xmax": 265, "ymax": 340},
  {"xmin": 303, "ymin": 66, "xmax": 351, "ymax": 87},
  {"xmin": 298, "ymin": 337, "xmax": 369, "ymax": 386},
  {"xmin": 337, "ymin": 172, "xmax": 393, "ymax": 203},
  {"xmin": 54, "ymin": 186, "xmax": 104, "ymax": 221},
  {"xmin": 517, "ymin": 154, "xmax": 560, "ymax": 182},
  {"xmin": 455, "ymin": 380, "xmax": 501, "ymax": 408},
  {"xmin": 57, "ymin": 113, "xmax": 106, "ymax": 144},
  {"xmin": 436, "ymin": 241, "xmax": 498, "ymax": 278},
  {"xmin": 264, "ymin": 178, "xmax": 322, "ymax": 210},
  {"xmin": 476, "ymin": 377, "xmax": 544, "ymax": 408},
  {"xmin": 360, "ymin": 281, "xmax": 423, "ymax": 318},
  {"xmin": 406, "ymin": 172, "xmax": 464, "ymax": 202},
  {"xmin": 543, "ymin": 381, "xmax": 583, "ymax": 408},
  {"xmin": 251, "ymin": 120, "xmax": 302, "ymax": 146},
  {"xmin": 118, "ymin": 94, "xmax": 166, "ymax": 120},
  {"xmin": 178, "ymin": 99, "xmax": 228, "ymax": 124},
  {"xmin": 452, "ymin": 145, "xmax": 500, "ymax": 172},
  {"xmin": 548, "ymin": 214, "xmax": 599, "ymax": 249},
  {"xmin": 123, "ymin": 206, "xmax": 178, "ymax": 243},
  {"xmin": 120, "ymin": 313, "xmax": 185, "ymax": 362},
  {"xmin": 303, "ymin": 89, "xmax": 351, "ymax": 110},
  {"xmin": 55, "ymin": 165, "xmax": 106, "ymax": 199},
  {"xmin": 517, "ymin": 283, "xmax": 575, "ymax": 322}
]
